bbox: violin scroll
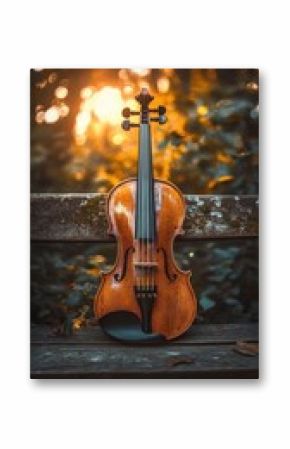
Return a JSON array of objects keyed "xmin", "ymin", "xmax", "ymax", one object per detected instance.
[{"xmin": 121, "ymin": 87, "xmax": 167, "ymax": 130}]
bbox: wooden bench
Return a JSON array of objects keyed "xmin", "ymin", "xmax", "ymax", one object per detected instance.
[{"xmin": 31, "ymin": 193, "xmax": 259, "ymax": 379}]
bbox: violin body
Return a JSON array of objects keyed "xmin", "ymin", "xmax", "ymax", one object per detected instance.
[{"xmin": 95, "ymin": 178, "xmax": 197, "ymax": 340}]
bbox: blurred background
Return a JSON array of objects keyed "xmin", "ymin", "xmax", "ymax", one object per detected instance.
[{"xmin": 31, "ymin": 68, "xmax": 258, "ymax": 334}]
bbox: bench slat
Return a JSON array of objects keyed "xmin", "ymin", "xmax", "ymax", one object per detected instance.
[
  {"xmin": 31, "ymin": 323, "xmax": 258, "ymax": 345},
  {"xmin": 30, "ymin": 323, "xmax": 258, "ymax": 379},
  {"xmin": 31, "ymin": 343, "xmax": 258, "ymax": 379},
  {"xmin": 31, "ymin": 194, "xmax": 258, "ymax": 241}
]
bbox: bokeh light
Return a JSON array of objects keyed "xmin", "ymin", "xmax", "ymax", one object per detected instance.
[
  {"xmin": 91, "ymin": 87, "xmax": 123, "ymax": 125},
  {"xmin": 130, "ymin": 68, "xmax": 151, "ymax": 77},
  {"xmin": 197, "ymin": 105, "xmax": 208, "ymax": 116},
  {"xmin": 55, "ymin": 86, "xmax": 68, "ymax": 99},
  {"xmin": 59, "ymin": 104, "xmax": 70, "ymax": 117},
  {"xmin": 35, "ymin": 110, "xmax": 45, "ymax": 124},
  {"xmin": 80, "ymin": 86, "xmax": 93, "ymax": 100},
  {"xmin": 75, "ymin": 110, "xmax": 91, "ymax": 136},
  {"xmin": 44, "ymin": 106, "xmax": 60, "ymax": 124},
  {"xmin": 157, "ymin": 77, "xmax": 170, "ymax": 93}
]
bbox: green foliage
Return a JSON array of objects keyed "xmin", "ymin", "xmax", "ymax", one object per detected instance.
[{"xmin": 31, "ymin": 240, "xmax": 258, "ymax": 331}]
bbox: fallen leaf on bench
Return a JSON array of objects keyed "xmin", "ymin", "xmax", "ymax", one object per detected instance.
[
  {"xmin": 234, "ymin": 341, "xmax": 259, "ymax": 356},
  {"xmin": 166, "ymin": 355, "xmax": 194, "ymax": 367}
]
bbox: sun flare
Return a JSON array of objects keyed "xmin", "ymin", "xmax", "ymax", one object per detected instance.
[{"xmin": 91, "ymin": 87, "xmax": 123, "ymax": 125}]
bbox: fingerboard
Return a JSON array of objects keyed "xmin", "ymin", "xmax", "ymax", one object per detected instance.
[{"xmin": 135, "ymin": 123, "xmax": 156, "ymax": 241}]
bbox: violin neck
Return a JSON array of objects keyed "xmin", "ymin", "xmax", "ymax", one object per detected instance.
[
  {"xmin": 135, "ymin": 122, "xmax": 156, "ymax": 241},
  {"xmin": 122, "ymin": 87, "xmax": 166, "ymax": 242}
]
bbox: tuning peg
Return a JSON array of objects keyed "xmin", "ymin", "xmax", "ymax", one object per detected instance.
[
  {"xmin": 158, "ymin": 105, "xmax": 166, "ymax": 115},
  {"xmin": 149, "ymin": 105, "xmax": 166, "ymax": 115},
  {"xmin": 121, "ymin": 120, "xmax": 130, "ymax": 131},
  {"xmin": 122, "ymin": 108, "xmax": 131, "ymax": 118},
  {"xmin": 121, "ymin": 120, "xmax": 139, "ymax": 131},
  {"xmin": 159, "ymin": 114, "xmax": 167, "ymax": 124},
  {"xmin": 122, "ymin": 107, "xmax": 139, "ymax": 118},
  {"xmin": 150, "ymin": 114, "xmax": 167, "ymax": 124}
]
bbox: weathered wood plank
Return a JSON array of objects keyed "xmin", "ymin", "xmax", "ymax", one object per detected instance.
[
  {"xmin": 30, "ymin": 343, "xmax": 258, "ymax": 379},
  {"xmin": 31, "ymin": 194, "xmax": 258, "ymax": 241},
  {"xmin": 31, "ymin": 323, "xmax": 258, "ymax": 346},
  {"xmin": 30, "ymin": 323, "xmax": 258, "ymax": 379}
]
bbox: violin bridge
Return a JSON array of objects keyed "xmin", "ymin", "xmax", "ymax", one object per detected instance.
[{"xmin": 133, "ymin": 261, "xmax": 158, "ymax": 268}]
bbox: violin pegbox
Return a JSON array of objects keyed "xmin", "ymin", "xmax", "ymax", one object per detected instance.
[{"xmin": 121, "ymin": 88, "xmax": 167, "ymax": 130}]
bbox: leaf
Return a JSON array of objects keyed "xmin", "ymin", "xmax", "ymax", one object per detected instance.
[
  {"xmin": 234, "ymin": 341, "xmax": 259, "ymax": 356},
  {"xmin": 88, "ymin": 255, "xmax": 106, "ymax": 266},
  {"xmin": 85, "ymin": 268, "xmax": 101, "ymax": 277},
  {"xmin": 208, "ymin": 175, "xmax": 234, "ymax": 190},
  {"xmin": 166, "ymin": 355, "xmax": 194, "ymax": 367}
]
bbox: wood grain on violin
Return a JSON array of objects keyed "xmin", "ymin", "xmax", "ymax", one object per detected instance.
[{"xmin": 94, "ymin": 88, "xmax": 197, "ymax": 340}]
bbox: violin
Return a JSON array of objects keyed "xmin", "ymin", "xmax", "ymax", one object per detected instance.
[{"xmin": 94, "ymin": 88, "xmax": 197, "ymax": 342}]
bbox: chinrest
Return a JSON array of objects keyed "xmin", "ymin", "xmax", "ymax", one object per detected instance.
[{"xmin": 99, "ymin": 311, "xmax": 165, "ymax": 344}]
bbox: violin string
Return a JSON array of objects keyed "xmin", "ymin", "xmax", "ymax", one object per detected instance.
[
  {"xmin": 137, "ymin": 179, "xmax": 141, "ymax": 292},
  {"xmin": 140, "ymin": 178, "xmax": 143, "ymax": 292},
  {"xmin": 150, "ymin": 149, "xmax": 154, "ymax": 295},
  {"xmin": 151, "ymin": 182, "xmax": 154, "ymax": 294},
  {"xmin": 152, "ymin": 179, "xmax": 155, "ymax": 291},
  {"xmin": 147, "ymin": 174, "xmax": 149, "ymax": 293},
  {"xmin": 149, "ymin": 185, "xmax": 151, "ymax": 291},
  {"xmin": 149, "ymin": 143, "xmax": 153, "ymax": 293},
  {"xmin": 149, "ymin": 177, "xmax": 154, "ymax": 291}
]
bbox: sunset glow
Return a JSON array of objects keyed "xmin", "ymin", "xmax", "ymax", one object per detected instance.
[{"xmin": 91, "ymin": 87, "xmax": 123, "ymax": 125}]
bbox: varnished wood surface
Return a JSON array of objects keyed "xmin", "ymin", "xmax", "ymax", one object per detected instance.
[
  {"xmin": 94, "ymin": 179, "xmax": 197, "ymax": 339},
  {"xmin": 31, "ymin": 192, "xmax": 258, "ymax": 241},
  {"xmin": 30, "ymin": 323, "xmax": 259, "ymax": 379}
]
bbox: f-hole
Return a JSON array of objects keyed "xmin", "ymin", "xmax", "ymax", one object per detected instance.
[
  {"xmin": 157, "ymin": 247, "xmax": 177, "ymax": 282},
  {"xmin": 114, "ymin": 247, "xmax": 134, "ymax": 282}
]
